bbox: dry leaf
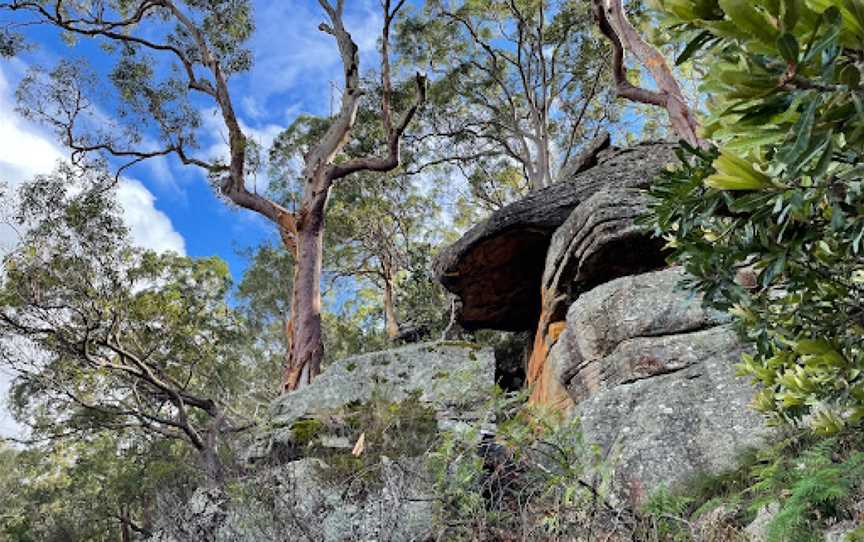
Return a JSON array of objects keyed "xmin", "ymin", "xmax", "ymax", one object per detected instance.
[{"xmin": 352, "ymin": 432, "xmax": 366, "ymax": 457}]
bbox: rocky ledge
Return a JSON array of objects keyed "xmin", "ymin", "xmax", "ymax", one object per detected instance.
[{"xmin": 433, "ymin": 142, "xmax": 676, "ymax": 331}]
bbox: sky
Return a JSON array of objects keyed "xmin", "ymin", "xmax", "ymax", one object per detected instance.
[{"xmin": 0, "ymin": 0, "xmax": 386, "ymax": 439}]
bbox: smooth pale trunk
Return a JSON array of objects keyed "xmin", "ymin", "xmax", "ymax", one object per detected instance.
[{"xmin": 383, "ymin": 276, "xmax": 400, "ymax": 339}]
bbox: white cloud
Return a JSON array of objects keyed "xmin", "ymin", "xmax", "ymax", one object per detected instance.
[
  {"xmin": 116, "ymin": 179, "xmax": 186, "ymax": 254},
  {"xmin": 245, "ymin": 0, "xmax": 382, "ymax": 112},
  {"xmin": 0, "ymin": 63, "xmax": 186, "ymax": 256},
  {"xmin": 0, "ymin": 62, "xmax": 187, "ymax": 438}
]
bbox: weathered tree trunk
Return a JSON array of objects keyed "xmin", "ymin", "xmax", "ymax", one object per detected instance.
[
  {"xmin": 119, "ymin": 507, "xmax": 132, "ymax": 542},
  {"xmin": 200, "ymin": 442, "xmax": 225, "ymax": 486},
  {"xmin": 284, "ymin": 193, "xmax": 328, "ymax": 391},
  {"xmin": 383, "ymin": 274, "xmax": 401, "ymax": 340}
]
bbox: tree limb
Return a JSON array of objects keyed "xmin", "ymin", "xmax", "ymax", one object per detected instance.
[{"xmin": 591, "ymin": 0, "xmax": 704, "ymax": 147}]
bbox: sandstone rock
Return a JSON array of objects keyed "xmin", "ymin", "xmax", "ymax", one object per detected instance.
[
  {"xmin": 434, "ymin": 143, "xmax": 677, "ymax": 331},
  {"xmin": 557, "ymin": 130, "xmax": 612, "ymax": 181},
  {"xmin": 575, "ymin": 344, "xmax": 766, "ymax": 504},
  {"xmin": 824, "ymin": 522, "xmax": 859, "ymax": 542},
  {"xmin": 548, "ymin": 268, "xmax": 767, "ymax": 502},
  {"xmin": 541, "ymin": 188, "xmax": 667, "ymax": 314},
  {"xmin": 148, "ymin": 457, "xmax": 434, "ymax": 542},
  {"xmin": 532, "ymin": 263, "xmax": 716, "ymax": 408},
  {"xmin": 744, "ymin": 502, "xmax": 779, "ymax": 541},
  {"xmin": 556, "ymin": 267, "xmax": 728, "ymax": 374},
  {"xmin": 526, "ymin": 188, "xmax": 668, "ymax": 407},
  {"xmin": 271, "ymin": 341, "xmax": 493, "ymax": 422},
  {"xmin": 246, "ymin": 341, "xmax": 495, "ymax": 463}
]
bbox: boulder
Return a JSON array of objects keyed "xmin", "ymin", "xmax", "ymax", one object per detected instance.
[
  {"xmin": 434, "ymin": 143, "xmax": 677, "ymax": 331},
  {"xmin": 554, "ymin": 266, "xmax": 729, "ymax": 401},
  {"xmin": 248, "ymin": 341, "xmax": 495, "ymax": 463},
  {"xmin": 525, "ymin": 188, "xmax": 669, "ymax": 407},
  {"xmin": 547, "ymin": 268, "xmax": 767, "ymax": 503},
  {"xmin": 147, "ymin": 457, "xmax": 434, "ymax": 542},
  {"xmin": 541, "ymin": 188, "xmax": 667, "ymax": 314},
  {"xmin": 744, "ymin": 502, "xmax": 780, "ymax": 542}
]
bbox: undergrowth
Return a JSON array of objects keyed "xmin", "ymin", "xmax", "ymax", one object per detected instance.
[{"xmin": 641, "ymin": 428, "xmax": 864, "ymax": 541}]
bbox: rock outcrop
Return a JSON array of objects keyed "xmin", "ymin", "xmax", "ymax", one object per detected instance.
[
  {"xmin": 527, "ymin": 187, "xmax": 668, "ymax": 407},
  {"xmin": 552, "ymin": 268, "xmax": 767, "ymax": 502},
  {"xmin": 152, "ymin": 342, "xmax": 495, "ymax": 542},
  {"xmin": 248, "ymin": 341, "xmax": 495, "ymax": 464},
  {"xmin": 541, "ymin": 188, "xmax": 667, "ymax": 304},
  {"xmin": 433, "ymin": 142, "xmax": 676, "ymax": 331},
  {"xmin": 149, "ymin": 457, "xmax": 434, "ymax": 542},
  {"xmin": 436, "ymin": 142, "xmax": 768, "ymax": 503}
]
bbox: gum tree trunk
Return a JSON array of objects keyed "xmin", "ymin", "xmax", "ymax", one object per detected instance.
[
  {"xmin": 382, "ymin": 273, "xmax": 401, "ymax": 340},
  {"xmin": 284, "ymin": 190, "xmax": 328, "ymax": 390}
]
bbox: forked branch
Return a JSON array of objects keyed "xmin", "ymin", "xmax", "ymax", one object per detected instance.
[{"xmin": 591, "ymin": 0, "xmax": 704, "ymax": 147}]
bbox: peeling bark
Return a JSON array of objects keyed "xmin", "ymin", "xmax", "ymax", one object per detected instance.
[
  {"xmin": 284, "ymin": 194, "xmax": 327, "ymax": 389},
  {"xmin": 383, "ymin": 275, "xmax": 401, "ymax": 340},
  {"xmin": 591, "ymin": 0, "xmax": 704, "ymax": 148}
]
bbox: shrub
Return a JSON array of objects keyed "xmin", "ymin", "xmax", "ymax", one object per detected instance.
[
  {"xmin": 426, "ymin": 389, "xmax": 633, "ymax": 541},
  {"xmin": 648, "ymin": 0, "xmax": 864, "ymax": 434},
  {"xmin": 634, "ymin": 428, "xmax": 864, "ymax": 541}
]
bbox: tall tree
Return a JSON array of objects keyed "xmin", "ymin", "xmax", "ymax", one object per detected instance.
[
  {"xmin": 0, "ymin": 164, "xmax": 253, "ymax": 483},
  {"xmin": 326, "ymin": 172, "xmax": 442, "ymax": 340},
  {"xmin": 399, "ymin": 0, "xmax": 615, "ymax": 193},
  {"xmin": 0, "ymin": 435, "xmax": 197, "ymax": 541},
  {"xmin": 2, "ymin": 0, "xmax": 425, "ymax": 391}
]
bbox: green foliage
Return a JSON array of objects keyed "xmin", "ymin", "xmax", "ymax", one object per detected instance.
[
  {"xmin": 399, "ymin": 0, "xmax": 617, "ymax": 197},
  {"xmin": 631, "ymin": 429, "xmax": 864, "ymax": 542},
  {"xmin": 0, "ymin": 28, "xmax": 24, "ymax": 57},
  {"xmin": 427, "ymin": 389, "xmax": 627, "ymax": 541},
  {"xmin": 309, "ymin": 391, "xmax": 439, "ymax": 488},
  {"xmin": 289, "ymin": 418, "xmax": 325, "ymax": 446},
  {"xmin": 0, "ymin": 436, "xmax": 200, "ymax": 542},
  {"xmin": 0, "ymin": 163, "xmax": 266, "ymax": 502},
  {"xmin": 648, "ymin": 0, "xmax": 864, "ymax": 433},
  {"xmin": 641, "ymin": 488, "xmax": 698, "ymax": 542}
]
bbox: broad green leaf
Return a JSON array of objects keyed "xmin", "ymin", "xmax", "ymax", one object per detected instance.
[
  {"xmin": 782, "ymin": 0, "xmax": 803, "ymax": 30},
  {"xmin": 676, "ymin": 30, "xmax": 716, "ymax": 64},
  {"xmin": 719, "ymin": 0, "xmax": 781, "ymax": 44},
  {"xmin": 777, "ymin": 32, "xmax": 801, "ymax": 61},
  {"xmin": 706, "ymin": 150, "xmax": 773, "ymax": 190}
]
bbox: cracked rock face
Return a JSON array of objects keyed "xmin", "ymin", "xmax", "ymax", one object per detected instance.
[
  {"xmin": 548, "ymin": 267, "xmax": 768, "ymax": 502},
  {"xmin": 246, "ymin": 341, "xmax": 495, "ymax": 464},
  {"xmin": 433, "ymin": 143, "xmax": 677, "ymax": 331},
  {"xmin": 146, "ymin": 458, "xmax": 434, "ymax": 542},
  {"xmin": 541, "ymin": 188, "xmax": 667, "ymax": 312}
]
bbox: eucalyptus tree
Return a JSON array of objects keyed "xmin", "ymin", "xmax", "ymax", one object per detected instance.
[
  {"xmin": 264, "ymin": 77, "xmax": 449, "ymax": 346},
  {"xmin": 399, "ymin": 0, "xmax": 615, "ymax": 193},
  {"xmin": 1, "ymin": 0, "xmax": 425, "ymax": 391},
  {"xmin": 0, "ymin": 434, "xmax": 199, "ymax": 541},
  {"xmin": 0, "ymin": 164, "xmax": 253, "ymax": 483},
  {"xmin": 326, "ymin": 172, "xmax": 442, "ymax": 341},
  {"xmin": 590, "ymin": 0, "xmax": 703, "ymax": 146}
]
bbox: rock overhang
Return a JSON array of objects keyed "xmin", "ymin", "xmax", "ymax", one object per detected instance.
[{"xmin": 433, "ymin": 142, "xmax": 678, "ymax": 331}]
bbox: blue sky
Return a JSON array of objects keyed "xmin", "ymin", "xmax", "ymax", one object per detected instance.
[
  {"xmin": 0, "ymin": 0, "xmax": 388, "ymax": 438},
  {"xmin": 2, "ymin": 0, "xmax": 385, "ymax": 276}
]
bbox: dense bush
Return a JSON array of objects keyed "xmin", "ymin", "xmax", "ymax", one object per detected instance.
[
  {"xmin": 639, "ymin": 428, "xmax": 864, "ymax": 542},
  {"xmin": 648, "ymin": 0, "xmax": 864, "ymax": 434},
  {"xmin": 427, "ymin": 389, "xmax": 635, "ymax": 541}
]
